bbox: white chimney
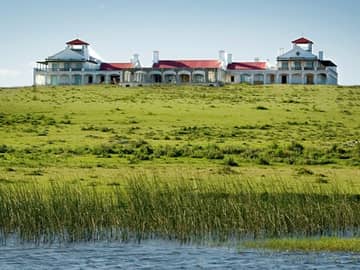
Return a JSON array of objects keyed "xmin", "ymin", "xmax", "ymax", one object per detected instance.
[
  {"xmin": 131, "ymin": 53, "xmax": 140, "ymax": 67},
  {"xmin": 227, "ymin": 53, "xmax": 233, "ymax": 64},
  {"xmin": 218, "ymin": 50, "xmax": 226, "ymax": 68},
  {"xmin": 218, "ymin": 50, "xmax": 225, "ymax": 61},
  {"xmin": 153, "ymin": 50, "xmax": 159, "ymax": 64},
  {"xmin": 319, "ymin": 51, "xmax": 324, "ymax": 60}
]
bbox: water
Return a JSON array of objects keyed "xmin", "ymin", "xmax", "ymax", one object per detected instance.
[{"xmin": 0, "ymin": 240, "xmax": 359, "ymax": 269}]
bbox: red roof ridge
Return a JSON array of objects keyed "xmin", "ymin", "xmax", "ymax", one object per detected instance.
[
  {"xmin": 66, "ymin": 39, "xmax": 90, "ymax": 46},
  {"xmin": 292, "ymin": 37, "xmax": 313, "ymax": 44},
  {"xmin": 227, "ymin": 61, "xmax": 267, "ymax": 70},
  {"xmin": 154, "ymin": 59, "xmax": 221, "ymax": 69},
  {"xmin": 100, "ymin": 62, "xmax": 134, "ymax": 70}
]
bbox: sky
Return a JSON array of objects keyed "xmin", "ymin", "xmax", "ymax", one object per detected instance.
[{"xmin": 0, "ymin": 0, "xmax": 359, "ymax": 86}]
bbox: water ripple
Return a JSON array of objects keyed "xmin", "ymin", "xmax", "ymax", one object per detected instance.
[{"xmin": 0, "ymin": 240, "xmax": 359, "ymax": 269}]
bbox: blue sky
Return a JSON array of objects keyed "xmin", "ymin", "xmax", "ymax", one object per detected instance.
[{"xmin": 0, "ymin": 0, "xmax": 359, "ymax": 86}]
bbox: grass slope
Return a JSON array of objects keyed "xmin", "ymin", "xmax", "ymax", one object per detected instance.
[
  {"xmin": 0, "ymin": 84, "xmax": 359, "ymax": 249},
  {"xmin": 0, "ymin": 84, "xmax": 359, "ymax": 187}
]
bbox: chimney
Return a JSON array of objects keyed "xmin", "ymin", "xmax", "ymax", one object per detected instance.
[
  {"xmin": 153, "ymin": 51, "xmax": 159, "ymax": 64},
  {"xmin": 218, "ymin": 50, "xmax": 225, "ymax": 61},
  {"xmin": 218, "ymin": 50, "xmax": 226, "ymax": 68},
  {"xmin": 132, "ymin": 53, "xmax": 139, "ymax": 62},
  {"xmin": 318, "ymin": 51, "xmax": 324, "ymax": 60},
  {"xmin": 131, "ymin": 54, "xmax": 140, "ymax": 67},
  {"xmin": 227, "ymin": 53, "xmax": 233, "ymax": 64}
]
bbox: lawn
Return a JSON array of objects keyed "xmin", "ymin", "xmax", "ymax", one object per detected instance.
[{"xmin": 0, "ymin": 84, "xmax": 359, "ymax": 186}]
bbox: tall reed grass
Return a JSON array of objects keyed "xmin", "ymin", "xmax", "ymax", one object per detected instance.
[{"xmin": 0, "ymin": 176, "xmax": 359, "ymax": 243}]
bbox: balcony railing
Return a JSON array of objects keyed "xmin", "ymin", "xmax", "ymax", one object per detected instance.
[{"xmin": 34, "ymin": 68, "xmax": 98, "ymax": 72}]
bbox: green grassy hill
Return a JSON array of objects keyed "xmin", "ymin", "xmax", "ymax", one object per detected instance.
[
  {"xmin": 1, "ymin": 84, "xmax": 360, "ymax": 245},
  {"xmin": 0, "ymin": 84, "xmax": 359, "ymax": 188}
]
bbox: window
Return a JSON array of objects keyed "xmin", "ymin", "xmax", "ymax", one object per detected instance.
[
  {"xmin": 193, "ymin": 74, "xmax": 205, "ymax": 83},
  {"xmin": 304, "ymin": 61, "xmax": 314, "ymax": 70},
  {"xmin": 280, "ymin": 62, "xmax": 288, "ymax": 70},
  {"xmin": 208, "ymin": 71, "xmax": 216, "ymax": 82},
  {"xmin": 124, "ymin": 71, "xmax": 132, "ymax": 82},
  {"xmin": 293, "ymin": 61, "xmax": 301, "ymax": 70}
]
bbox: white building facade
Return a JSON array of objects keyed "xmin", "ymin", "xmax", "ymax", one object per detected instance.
[{"xmin": 34, "ymin": 37, "xmax": 337, "ymax": 86}]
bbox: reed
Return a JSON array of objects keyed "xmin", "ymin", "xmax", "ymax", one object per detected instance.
[
  {"xmin": 0, "ymin": 176, "xmax": 359, "ymax": 243},
  {"xmin": 243, "ymin": 237, "xmax": 360, "ymax": 252}
]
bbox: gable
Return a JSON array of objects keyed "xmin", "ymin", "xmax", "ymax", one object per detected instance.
[
  {"xmin": 47, "ymin": 47, "xmax": 86, "ymax": 61},
  {"xmin": 278, "ymin": 46, "xmax": 317, "ymax": 60}
]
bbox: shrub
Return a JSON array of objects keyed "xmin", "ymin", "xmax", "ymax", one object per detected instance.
[
  {"xmin": 258, "ymin": 157, "xmax": 270, "ymax": 165},
  {"xmin": 205, "ymin": 144, "xmax": 224, "ymax": 160},
  {"xmin": 224, "ymin": 156, "xmax": 239, "ymax": 167},
  {"xmin": 296, "ymin": 167, "xmax": 314, "ymax": 175},
  {"xmin": 287, "ymin": 141, "xmax": 304, "ymax": 154},
  {"xmin": 135, "ymin": 145, "xmax": 154, "ymax": 160},
  {"xmin": 0, "ymin": 144, "xmax": 11, "ymax": 153},
  {"xmin": 256, "ymin": 105, "xmax": 268, "ymax": 110}
]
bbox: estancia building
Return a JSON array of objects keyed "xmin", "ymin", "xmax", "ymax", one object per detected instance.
[{"xmin": 34, "ymin": 37, "xmax": 337, "ymax": 86}]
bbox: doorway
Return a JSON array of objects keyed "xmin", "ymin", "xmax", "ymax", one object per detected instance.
[{"xmin": 306, "ymin": 74, "xmax": 314, "ymax": 85}]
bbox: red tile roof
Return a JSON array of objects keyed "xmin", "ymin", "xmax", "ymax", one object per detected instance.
[
  {"xmin": 227, "ymin": 62, "xmax": 267, "ymax": 70},
  {"xmin": 100, "ymin": 62, "xmax": 134, "ymax": 70},
  {"xmin": 292, "ymin": 37, "xmax": 313, "ymax": 44},
  {"xmin": 66, "ymin": 39, "xmax": 90, "ymax": 46},
  {"xmin": 153, "ymin": 60, "xmax": 221, "ymax": 69}
]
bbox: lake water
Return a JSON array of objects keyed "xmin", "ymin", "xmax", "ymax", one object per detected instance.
[{"xmin": 0, "ymin": 240, "xmax": 359, "ymax": 269}]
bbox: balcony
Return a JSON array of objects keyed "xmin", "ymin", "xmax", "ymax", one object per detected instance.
[{"xmin": 34, "ymin": 68, "xmax": 98, "ymax": 72}]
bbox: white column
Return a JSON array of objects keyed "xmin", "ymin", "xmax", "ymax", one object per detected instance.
[
  {"xmin": 105, "ymin": 74, "xmax": 110, "ymax": 84},
  {"xmin": 33, "ymin": 69, "xmax": 36, "ymax": 86},
  {"xmin": 81, "ymin": 74, "xmax": 85, "ymax": 85},
  {"xmin": 250, "ymin": 74, "xmax": 254, "ymax": 85}
]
